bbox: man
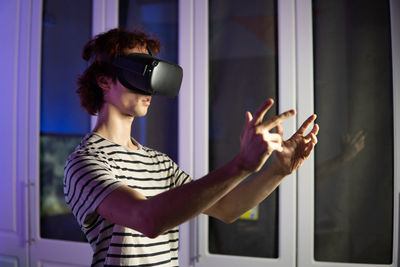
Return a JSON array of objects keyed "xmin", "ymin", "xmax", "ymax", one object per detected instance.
[{"xmin": 64, "ymin": 28, "xmax": 319, "ymax": 266}]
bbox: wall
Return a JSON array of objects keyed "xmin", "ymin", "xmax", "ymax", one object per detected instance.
[{"xmin": 0, "ymin": 0, "xmax": 31, "ymax": 266}]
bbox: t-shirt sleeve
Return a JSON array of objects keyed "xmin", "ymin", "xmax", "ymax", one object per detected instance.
[
  {"xmin": 170, "ymin": 159, "xmax": 192, "ymax": 187},
  {"xmin": 63, "ymin": 151, "xmax": 124, "ymax": 228}
]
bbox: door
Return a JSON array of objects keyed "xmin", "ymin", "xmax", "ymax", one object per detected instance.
[
  {"xmin": 192, "ymin": 0, "xmax": 400, "ymax": 266},
  {"xmin": 29, "ymin": 0, "xmax": 185, "ymax": 266},
  {"xmin": 191, "ymin": 0, "xmax": 297, "ymax": 266},
  {"xmin": 28, "ymin": 0, "xmax": 96, "ymax": 265}
]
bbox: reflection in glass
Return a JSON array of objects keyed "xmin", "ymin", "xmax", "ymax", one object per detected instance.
[
  {"xmin": 40, "ymin": 135, "xmax": 87, "ymax": 241},
  {"xmin": 313, "ymin": 0, "xmax": 393, "ymax": 263},
  {"xmin": 40, "ymin": 0, "xmax": 92, "ymax": 241},
  {"xmin": 208, "ymin": 0, "xmax": 279, "ymax": 258},
  {"xmin": 119, "ymin": 0, "xmax": 179, "ymax": 162}
]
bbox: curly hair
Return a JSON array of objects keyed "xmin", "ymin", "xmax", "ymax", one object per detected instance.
[{"xmin": 76, "ymin": 28, "xmax": 161, "ymax": 115}]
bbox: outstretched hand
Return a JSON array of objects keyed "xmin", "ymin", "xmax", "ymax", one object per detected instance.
[
  {"xmin": 237, "ymin": 98, "xmax": 295, "ymax": 173},
  {"xmin": 271, "ymin": 114, "xmax": 319, "ymax": 176}
]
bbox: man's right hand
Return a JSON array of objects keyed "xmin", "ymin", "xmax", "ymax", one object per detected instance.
[{"xmin": 237, "ymin": 98, "xmax": 295, "ymax": 173}]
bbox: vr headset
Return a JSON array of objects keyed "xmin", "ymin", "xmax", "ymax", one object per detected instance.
[{"xmin": 109, "ymin": 50, "xmax": 183, "ymax": 98}]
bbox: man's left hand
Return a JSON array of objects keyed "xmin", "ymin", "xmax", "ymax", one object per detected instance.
[{"xmin": 271, "ymin": 114, "xmax": 319, "ymax": 176}]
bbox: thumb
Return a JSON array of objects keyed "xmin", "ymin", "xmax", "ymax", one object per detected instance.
[
  {"xmin": 276, "ymin": 123, "xmax": 283, "ymax": 137},
  {"xmin": 245, "ymin": 111, "xmax": 253, "ymax": 125}
]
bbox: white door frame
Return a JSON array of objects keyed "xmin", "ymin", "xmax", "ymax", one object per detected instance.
[
  {"xmin": 27, "ymin": 0, "xmax": 196, "ymax": 266},
  {"xmin": 192, "ymin": 0, "xmax": 298, "ymax": 266}
]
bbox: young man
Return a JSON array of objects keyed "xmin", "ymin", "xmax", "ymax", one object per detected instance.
[{"xmin": 64, "ymin": 28, "xmax": 319, "ymax": 267}]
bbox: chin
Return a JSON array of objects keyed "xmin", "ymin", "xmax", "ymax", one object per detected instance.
[
  {"xmin": 135, "ymin": 114, "xmax": 147, "ymax": 118},
  {"xmin": 133, "ymin": 110, "xmax": 149, "ymax": 118}
]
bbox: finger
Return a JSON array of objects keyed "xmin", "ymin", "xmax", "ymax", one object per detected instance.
[
  {"xmin": 312, "ymin": 123, "xmax": 319, "ymax": 136},
  {"xmin": 311, "ymin": 133, "xmax": 318, "ymax": 144},
  {"xmin": 261, "ymin": 133, "xmax": 283, "ymax": 151},
  {"xmin": 268, "ymin": 141, "xmax": 283, "ymax": 152},
  {"xmin": 245, "ymin": 111, "xmax": 253, "ymax": 125},
  {"xmin": 297, "ymin": 114, "xmax": 317, "ymax": 135},
  {"xmin": 305, "ymin": 124, "xmax": 319, "ymax": 140},
  {"xmin": 276, "ymin": 124, "xmax": 283, "ymax": 137},
  {"xmin": 304, "ymin": 142, "xmax": 315, "ymax": 157},
  {"xmin": 260, "ymin": 109, "xmax": 296, "ymax": 131},
  {"xmin": 250, "ymin": 98, "xmax": 274, "ymax": 126},
  {"xmin": 264, "ymin": 133, "xmax": 283, "ymax": 143}
]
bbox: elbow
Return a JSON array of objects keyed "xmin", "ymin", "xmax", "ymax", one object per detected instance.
[
  {"xmin": 143, "ymin": 230, "xmax": 160, "ymax": 239},
  {"xmin": 137, "ymin": 216, "xmax": 169, "ymax": 239},
  {"xmin": 129, "ymin": 205, "xmax": 168, "ymax": 239},
  {"xmin": 222, "ymin": 215, "xmax": 238, "ymax": 224},
  {"xmin": 214, "ymin": 213, "xmax": 239, "ymax": 224},
  {"xmin": 139, "ymin": 220, "xmax": 163, "ymax": 239},
  {"xmin": 146, "ymin": 226, "xmax": 174, "ymax": 239},
  {"xmin": 207, "ymin": 206, "xmax": 239, "ymax": 224}
]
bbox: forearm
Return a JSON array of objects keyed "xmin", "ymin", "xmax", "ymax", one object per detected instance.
[
  {"xmin": 205, "ymin": 163, "xmax": 287, "ymax": 223},
  {"xmin": 127, "ymin": 155, "xmax": 252, "ymax": 237}
]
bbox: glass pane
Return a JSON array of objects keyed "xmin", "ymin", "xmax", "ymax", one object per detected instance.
[
  {"xmin": 208, "ymin": 0, "xmax": 279, "ymax": 258},
  {"xmin": 119, "ymin": 0, "xmax": 179, "ymax": 162},
  {"xmin": 313, "ymin": 0, "xmax": 393, "ymax": 263},
  {"xmin": 40, "ymin": 0, "xmax": 92, "ymax": 241}
]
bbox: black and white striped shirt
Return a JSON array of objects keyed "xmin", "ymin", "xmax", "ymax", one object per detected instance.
[{"xmin": 64, "ymin": 133, "xmax": 192, "ymax": 266}]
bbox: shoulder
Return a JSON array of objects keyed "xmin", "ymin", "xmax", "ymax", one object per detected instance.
[{"xmin": 65, "ymin": 133, "xmax": 114, "ymax": 170}]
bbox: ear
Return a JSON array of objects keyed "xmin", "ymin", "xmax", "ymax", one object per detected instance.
[{"xmin": 96, "ymin": 75, "xmax": 112, "ymax": 91}]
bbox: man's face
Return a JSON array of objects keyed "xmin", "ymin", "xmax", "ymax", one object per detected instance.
[{"xmin": 103, "ymin": 46, "xmax": 152, "ymax": 118}]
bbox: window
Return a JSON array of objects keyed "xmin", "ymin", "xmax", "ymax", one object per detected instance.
[
  {"xmin": 208, "ymin": 0, "xmax": 279, "ymax": 258},
  {"xmin": 313, "ymin": 0, "xmax": 394, "ymax": 263},
  {"xmin": 40, "ymin": 0, "xmax": 92, "ymax": 242},
  {"xmin": 119, "ymin": 0, "xmax": 179, "ymax": 162},
  {"xmin": 197, "ymin": 0, "xmax": 399, "ymax": 266}
]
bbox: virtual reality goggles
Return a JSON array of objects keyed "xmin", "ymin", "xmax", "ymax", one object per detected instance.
[{"xmin": 109, "ymin": 52, "xmax": 183, "ymax": 98}]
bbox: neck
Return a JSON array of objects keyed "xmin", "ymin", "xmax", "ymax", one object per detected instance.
[{"xmin": 93, "ymin": 104, "xmax": 138, "ymax": 150}]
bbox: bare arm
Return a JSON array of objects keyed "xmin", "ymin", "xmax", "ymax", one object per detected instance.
[
  {"xmin": 96, "ymin": 99, "xmax": 294, "ymax": 238},
  {"xmin": 97, "ymin": 156, "xmax": 249, "ymax": 238},
  {"xmin": 203, "ymin": 163, "xmax": 286, "ymax": 223}
]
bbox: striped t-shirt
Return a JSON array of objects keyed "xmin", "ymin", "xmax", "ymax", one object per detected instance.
[{"xmin": 63, "ymin": 133, "xmax": 192, "ymax": 266}]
